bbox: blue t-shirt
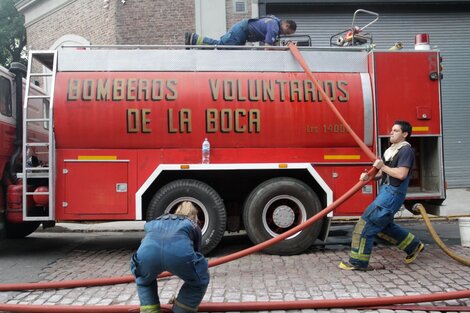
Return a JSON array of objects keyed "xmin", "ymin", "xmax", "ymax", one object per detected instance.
[{"xmin": 247, "ymin": 17, "xmax": 281, "ymax": 45}]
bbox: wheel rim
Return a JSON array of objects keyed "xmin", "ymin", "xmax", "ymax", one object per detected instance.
[
  {"xmin": 262, "ymin": 194, "xmax": 306, "ymax": 239},
  {"xmin": 166, "ymin": 197, "xmax": 209, "ymax": 235}
]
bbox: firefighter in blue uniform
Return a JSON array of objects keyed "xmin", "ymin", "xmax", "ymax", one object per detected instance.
[
  {"xmin": 340, "ymin": 120, "xmax": 424, "ymax": 270},
  {"xmin": 185, "ymin": 15, "xmax": 296, "ymax": 46},
  {"xmin": 131, "ymin": 201, "xmax": 209, "ymax": 313}
]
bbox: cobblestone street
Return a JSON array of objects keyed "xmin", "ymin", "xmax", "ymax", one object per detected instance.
[{"xmin": 1, "ymin": 223, "xmax": 470, "ymax": 313}]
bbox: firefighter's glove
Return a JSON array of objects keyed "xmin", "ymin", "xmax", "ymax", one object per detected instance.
[
  {"xmin": 373, "ymin": 159, "xmax": 384, "ymax": 170},
  {"xmin": 360, "ymin": 172, "xmax": 369, "ymax": 181}
]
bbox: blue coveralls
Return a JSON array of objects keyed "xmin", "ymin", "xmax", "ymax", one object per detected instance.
[
  {"xmin": 130, "ymin": 214, "xmax": 209, "ymax": 313},
  {"xmin": 192, "ymin": 16, "xmax": 281, "ymax": 45},
  {"xmin": 348, "ymin": 146, "xmax": 422, "ymax": 269}
]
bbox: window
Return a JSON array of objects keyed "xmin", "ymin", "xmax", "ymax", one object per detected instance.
[
  {"xmin": 233, "ymin": 0, "xmax": 247, "ymax": 13},
  {"xmin": 0, "ymin": 77, "xmax": 12, "ymax": 117}
]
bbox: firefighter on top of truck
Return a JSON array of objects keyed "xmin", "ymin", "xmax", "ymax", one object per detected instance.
[{"xmin": 185, "ymin": 15, "xmax": 296, "ymax": 46}]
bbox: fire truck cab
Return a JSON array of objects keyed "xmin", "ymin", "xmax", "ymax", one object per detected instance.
[{"xmin": 0, "ymin": 62, "xmax": 50, "ymax": 238}]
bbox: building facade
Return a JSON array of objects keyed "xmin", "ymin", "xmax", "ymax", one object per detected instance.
[
  {"xmin": 15, "ymin": 0, "xmax": 470, "ymax": 187},
  {"xmin": 16, "ymin": 0, "xmax": 254, "ymax": 49}
]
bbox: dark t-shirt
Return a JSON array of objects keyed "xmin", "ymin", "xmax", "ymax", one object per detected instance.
[
  {"xmin": 382, "ymin": 145, "xmax": 414, "ymax": 187},
  {"xmin": 247, "ymin": 17, "xmax": 281, "ymax": 45}
]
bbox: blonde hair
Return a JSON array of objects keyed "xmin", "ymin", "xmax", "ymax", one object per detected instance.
[{"xmin": 175, "ymin": 201, "xmax": 198, "ymax": 222}]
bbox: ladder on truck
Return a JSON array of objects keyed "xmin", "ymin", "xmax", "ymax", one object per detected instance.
[{"xmin": 22, "ymin": 51, "xmax": 57, "ymax": 221}]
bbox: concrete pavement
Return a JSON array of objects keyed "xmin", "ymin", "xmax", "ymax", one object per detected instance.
[{"xmin": 440, "ymin": 187, "xmax": 470, "ymax": 216}]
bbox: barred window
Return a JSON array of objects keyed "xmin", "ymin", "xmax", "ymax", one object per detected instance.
[{"xmin": 233, "ymin": 0, "xmax": 247, "ymax": 13}]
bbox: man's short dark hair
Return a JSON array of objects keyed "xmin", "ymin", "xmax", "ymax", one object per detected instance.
[
  {"xmin": 285, "ymin": 20, "xmax": 297, "ymax": 32},
  {"xmin": 394, "ymin": 120, "xmax": 412, "ymax": 139}
]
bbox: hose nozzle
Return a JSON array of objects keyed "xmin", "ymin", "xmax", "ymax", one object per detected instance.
[
  {"xmin": 411, "ymin": 203, "xmax": 424, "ymax": 215},
  {"xmin": 389, "ymin": 42, "xmax": 404, "ymax": 51}
]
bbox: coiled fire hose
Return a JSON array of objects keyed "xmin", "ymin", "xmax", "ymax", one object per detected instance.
[{"xmin": 0, "ymin": 44, "xmax": 468, "ymax": 312}]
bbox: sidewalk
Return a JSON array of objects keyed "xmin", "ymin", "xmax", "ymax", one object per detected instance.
[
  {"xmin": 46, "ymin": 220, "xmax": 145, "ymax": 232},
  {"xmin": 440, "ymin": 187, "xmax": 470, "ymax": 216}
]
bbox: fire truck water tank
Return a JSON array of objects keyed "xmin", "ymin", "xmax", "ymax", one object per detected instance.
[{"xmin": 53, "ymin": 50, "xmax": 373, "ymax": 150}]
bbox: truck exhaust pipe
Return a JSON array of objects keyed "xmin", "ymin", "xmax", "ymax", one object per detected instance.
[{"xmin": 7, "ymin": 62, "xmax": 27, "ymax": 184}]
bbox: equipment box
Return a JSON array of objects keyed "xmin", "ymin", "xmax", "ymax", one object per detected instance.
[{"xmin": 62, "ymin": 161, "xmax": 129, "ymax": 217}]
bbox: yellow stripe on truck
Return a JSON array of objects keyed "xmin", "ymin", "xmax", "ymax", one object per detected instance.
[
  {"xmin": 324, "ymin": 155, "xmax": 361, "ymax": 160},
  {"xmin": 77, "ymin": 155, "xmax": 117, "ymax": 160}
]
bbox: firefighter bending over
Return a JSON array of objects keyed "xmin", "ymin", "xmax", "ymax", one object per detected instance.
[
  {"xmin": 131, "ymin": 202, "xmax": 209, "ymax": 313},
  {"xmin": 340, "ymin": 120, "xmax": 424, "ymax": 271},
  {"xmin": 185, "ymin": 15, "xmax": 296, "ymax": 46}
]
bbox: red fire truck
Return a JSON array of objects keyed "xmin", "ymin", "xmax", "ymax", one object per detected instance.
[{"xmin": 0, "ymin": 36, "xmax": 445, "ymax": 255}]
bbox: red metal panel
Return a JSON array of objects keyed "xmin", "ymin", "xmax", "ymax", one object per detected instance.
[
  {"xmin": 64, "ymin": 162, "xmax": 128, "ymax": 215},
  {"xmin": 54, "ymin": 72, "xmax": 366, "ymax": 149},
  {"xmin": 372, "ymin": 51, "xmax": 441, "ymax": 135},
  {"xmin": 315, "ymin": 166, "xmax": 376, "ymax": 216},
  {"xmin": 56, "ymin": 150, "xmax": 138, "ymax": 220}
]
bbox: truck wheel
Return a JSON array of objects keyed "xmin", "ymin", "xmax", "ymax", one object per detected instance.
[
  {"xmin": 147, "ymin": 179, "xmax": 226, "ymax": 255},
  {"xmin": 5, "ymin": 221, "xmax": 41, "ymax": 238},
  {"xmin": 243, "ymin": 177, "xmax": 323, "ymax": 255}
]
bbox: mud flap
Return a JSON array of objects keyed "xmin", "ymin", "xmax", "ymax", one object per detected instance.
[{"xmin": 318, "ymin": 217, "xmax": 332, "ymax": 242}]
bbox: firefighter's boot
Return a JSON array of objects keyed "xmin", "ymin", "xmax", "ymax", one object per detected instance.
[
  {"xmin": 140, "ymin": 304, "xmax": 160, "ymax": 313},
  {"xmin": 184, "ymin": 32, "xmax": 194, "ymax": 45},
  {"xmin": 404, "ymin": 242, "xmax": 424, "ymax": 264}
]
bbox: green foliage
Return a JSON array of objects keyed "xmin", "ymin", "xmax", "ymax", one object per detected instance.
[{"xmin": 0, "ymin": 0, "xmax": 27, "ymax": 68}]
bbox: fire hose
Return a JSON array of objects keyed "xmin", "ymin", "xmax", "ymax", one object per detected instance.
[
  {"xmin": 413, "ymin": 203, "xmax": 470, "ymax": 267},
  {"xmin": 0, "ymin": 290, "xmax": 470, "ymax": 313},
  {"xmin": 0, "ymin": 44, "xmax": 468, "ymax": 312}
]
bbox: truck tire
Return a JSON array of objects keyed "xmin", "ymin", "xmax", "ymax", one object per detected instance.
[
  {"xmin": 243, "ymin": 177, "xmax": 322, "ymax": 255},
  {"xmin": 5, "ymin": 221, "xmax": 41, "ymax": 238},
  {"xmin": 146, "ymin": 179, "xmax": 226, "ymax": 255}
]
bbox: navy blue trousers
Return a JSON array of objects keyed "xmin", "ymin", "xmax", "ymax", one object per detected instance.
[
  {"xmin": 131, "ymin": 240, "xmax": 209, "ymax": 313},
  {"xmin": 349, "ymin": 184, "xmax": 421, "ymax": 269}
]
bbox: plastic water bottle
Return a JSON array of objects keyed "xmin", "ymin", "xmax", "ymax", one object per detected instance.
[{"xmin": 202, "ymin": 138, "xmax": 210, "ymax": 164}]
